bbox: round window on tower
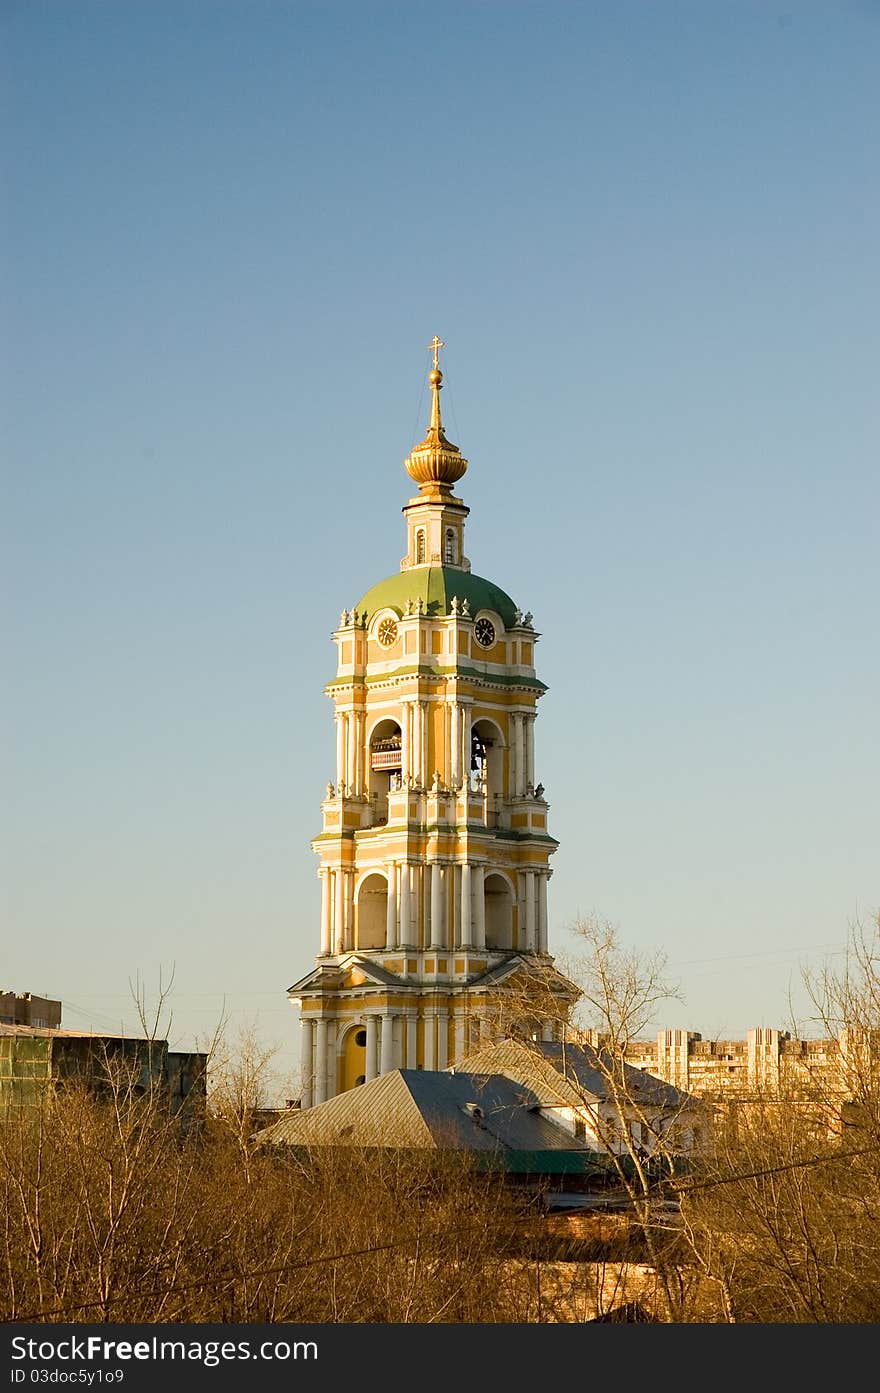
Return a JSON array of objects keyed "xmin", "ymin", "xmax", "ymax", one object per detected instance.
[
  {"xmin": 377, "ymin": 617, "xmax": 398, "ymax": 648},
  {"xmin": 474, "ymin": 617, "xmax": 496, "ymax": 648}
]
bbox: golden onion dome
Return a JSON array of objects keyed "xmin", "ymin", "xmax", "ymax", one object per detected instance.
[{"xmin": 404, "ymin": 340, "xmax": 468, "ymax": 495}]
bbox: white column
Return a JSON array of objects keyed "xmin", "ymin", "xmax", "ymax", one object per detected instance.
[
  {"xmin": 334, "ymin": 870, "xmax": 345, "ymax": 953},
  {"xmin": 444, "ymin": 700, "xmax": 451, "ymax": 787},
  {"xmin": 299, "ymin": 1018, "xmax": 314, "ymax": 1110},
  {"xmin": 525, "ymin": 714, "xmax": 535, "ymax": 789},
  {"xmin": 335, "ymin": 713, "xmax": 345, "ymax": 788},
  {"xmin": 325, "ymin": 1020, "xmax": 337, "ymax": 1099},
  {"xmin": 365, "ymin": 1016, "xmax": 379, "ymax": 1082},
  {"xmin": 347, "ymin": 712, "xmax": 357, "ymax": 796},
  {"xmin": 343, "ymin": 870, "xmax": 352, "ymax": 950},
  {"xmin": 349, "ymin": 712, "xmax": 357, "ymax": 797},
  {"xmin": 450, "ymin": 703, "xmax": 460, "ymax": 785},
  {"xmin": 516, "ymin": 875, "xmax": 526, "ymax": 951},
  {"xmin": 473, "ymin": 865, "xmax": 486, "ymax": 951},
  {"xmin": 320, "ymin": 869, "xmax": 331, "ymax": 954},
  {"xmin": 525, "ymin": 870, "xmax": 536, "ymax": 951},
  {"xmin": 386, "ymin": 864, "xmax": 397, "ymax": 948},
  {"xmin": 400, "ymin": 701, "xmax": 410, "ymax": 782},
  {"xmin": 453, "ymin": 1013, "xmax": 466, "ymax": 1066},
  {"xmin": 419, "ymin": 700, "xmax": 428, "ymax": 788},
  {"xmin": 430, "ymin": 863, "xmax": 444, "ymax": 949},
  {"xmin": 514, "ymin": 713, "xmax": 524, "ymax": 796},
  {"xmin": 424, "ymin": 1011, "xmax": 436, "ymax": 1070},
  {"xmin": 537, "ymin": 872, "xmax": 549, "ymax": 953},
  {"xmin": 314, "ymin": 1019, "xmax": 328, "ymax": 1104},
  {"xmin": 399, "ymin": 863, "xmax": 411, "ymax": 946},
  {"xmin": 420, "ymin": 864, "xmax": 429, "ymax": 949},
  {"xmin": 356, "ymin": 711, "xmax": 365, "ymax": 796},
  {"xmin": 406, "ymin": 1014, "xmax": 418, "ymax": 1069},
  {"xmin": 436, "ymin": 1009, "xmax": 448, "ymax": 1069},
  {"xmin": 461, "ymin": 707, "xmax": 470, "ymax": 789},
  {"xmin": 380, "ymin": 1014, "xmax": 396, "ymax": 1075},
  {"xmin": 460, "ymin": 864, "xmax": 472, "ymax": 948}
]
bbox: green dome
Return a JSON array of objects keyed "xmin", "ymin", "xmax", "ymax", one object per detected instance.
[{"xmin": 357, "ymin": 567, "xmax": 518, "ymax": 628}]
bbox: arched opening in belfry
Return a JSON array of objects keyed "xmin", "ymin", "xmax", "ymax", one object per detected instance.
[
  {"xmin": 368, "ymin": 718, "xmax": 402, "ymax": 822},
  {"xmin": 355, "ymin": 873, "xmax": 389, "ymax": 951},
  {"xmin": 444, "ymin": 528, "xmax": 457, "ymax": 564},
  {"xmin": 416, "ymin": 529, "xmax": 426, "ymax": 564},
  {"xmin": 470, "ymin": 718, "xmax": 504, "ymax": 802},
  {"xmin": 484, "ymin": 873, "xmax": 514, "ymax": 951}
]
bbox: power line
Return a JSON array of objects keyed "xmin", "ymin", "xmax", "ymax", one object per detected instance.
[
  {"xmin": 668, "ymin": 941, "xmax": 845, "ymax": 970},
  {"xmin": 669, "ymin": 1141, "xmax": 880, "ymax": 1197}
]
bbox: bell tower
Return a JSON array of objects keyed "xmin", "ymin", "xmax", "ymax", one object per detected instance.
[{"xmin": 289, "ymin": 340, "xmax": 574, "ymax": 1106}]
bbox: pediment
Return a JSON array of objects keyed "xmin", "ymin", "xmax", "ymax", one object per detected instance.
[
  {"xmin": 467, "ymin": 955, "xmax": 578, "ymax": 999},
  {"xmin": 288, "ymin": 953, "xmax": 404, "ymax": 998}
]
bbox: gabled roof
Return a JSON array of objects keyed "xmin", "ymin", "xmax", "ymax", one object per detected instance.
[
  {"xmin": 460, "ymin": 1038, "xmax": 691, "ymax": 1111},
  {"xmin": 259, "ymin": 1068, "xmax": 603, "ymax": 1171},
  {"xmin": 460, "ymin": 1039, "xmax": 600, "ymax": 1107},
  {"xmin": 536, "ymin": 1040, "xmax": 690, "ymax": 1110}
]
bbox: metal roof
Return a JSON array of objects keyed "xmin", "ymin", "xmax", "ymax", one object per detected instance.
[
  {"xmin": 356, "ymin": 567, "xmax": 519, "ymax": 629},
  {"xmin": 460, "ymin": 1038, "xmax": 691, "ymax": 1110},
  {"xmin": 0, "ymin": 1024, "xmax": 157, "ymax": 1042},
  {"xmin": 259, "ymin": 1067, "xmax": 603, "ymax": 1170},
  {"xmin": 260, "ymin": 1070, "xmax": 433, "ymax": 1149}
]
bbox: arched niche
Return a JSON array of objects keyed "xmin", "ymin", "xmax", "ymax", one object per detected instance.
[
  {"xmin": 355, "ymin": 872, "xmax": 389, "ymax": 950},
  {"xmin": 484, "ymin": 872, "xmax": 514, "ymax": 950},
  {"xmin": 338, "ymin": 1023, "xmax": 368, "ymax": 1095},
  {"xmin": 470, "ymin": 717, "xmax": 505, "ymax": 799},
  {"xmin": 368, "ymin": 717, "xmax": 402, "ymax": 821}
]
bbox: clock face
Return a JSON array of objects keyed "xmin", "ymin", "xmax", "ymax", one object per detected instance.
[
  {"xmin": 377, "ymin": 617, "xmax": 398, "ymax": 648},
  {"xmin": 474, "ymin": 617, "xmax": 496, "ymax": 648}
]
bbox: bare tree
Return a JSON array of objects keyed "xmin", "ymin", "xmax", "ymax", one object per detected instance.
[
  {"xmin": 675, "ymin": 913, "xmax": 880, "ymax": 1322},
  {"xmin": 483, "ymin": 916, "xmax": 703, "ymax": 1318}
]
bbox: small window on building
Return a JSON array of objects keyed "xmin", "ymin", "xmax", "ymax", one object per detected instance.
[
  {"xmin": 354, "ymin": 1075, "xmax": 366, "ymax": 1087},
  {"xmin": 355, "ymin": 1029, "xmax": 367, "ymax": 1048},
  {"xmin": 416, "ymin": 530, "xmax": 426, "ymax": 564},
  {"xmin": 574, "ymin": 1119, "xmax": 586, "ymax": 1139},
  {"xmin": 444, "ymin": 528, "xmax": 456, "ymax": 564}
]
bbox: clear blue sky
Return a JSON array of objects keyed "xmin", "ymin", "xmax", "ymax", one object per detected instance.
[{"xmin": 3, "ymin": 1, "xmax": 878, "ymax": 1094}]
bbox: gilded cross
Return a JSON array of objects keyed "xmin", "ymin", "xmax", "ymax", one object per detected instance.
[{"xmin": 428, "ymin": 335, "xmax": 444, "ymax": 369}]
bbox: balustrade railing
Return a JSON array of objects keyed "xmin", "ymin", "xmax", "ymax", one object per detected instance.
[{"xmin": 370, "ymin": 749, "xmax": 402, "ymax": 770}]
